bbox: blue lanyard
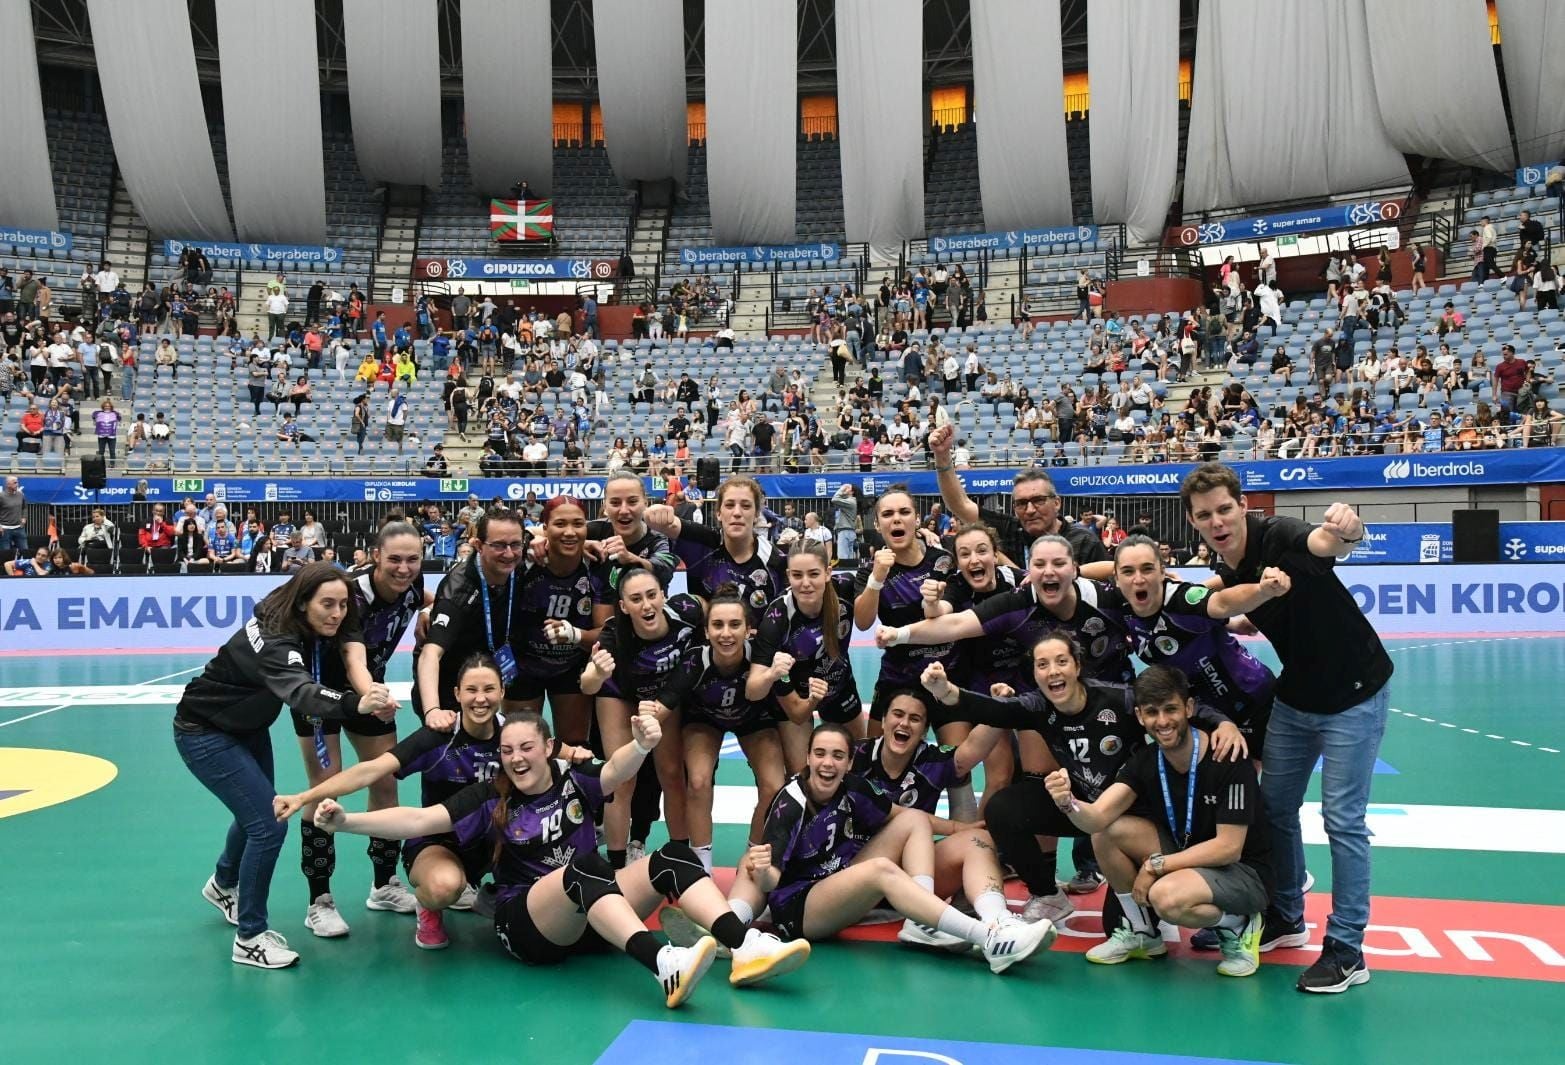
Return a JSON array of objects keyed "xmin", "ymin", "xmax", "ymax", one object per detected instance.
[
  {"xmin": 478, "ymin": 559, "xmax": 515, "ymax": 651},
  {"xmin": 1156, "ymin": 730, "xmax": 1200, "ymax": 851},
  {"xmin": 308, "ymin": 642, "xmax": 331, "ymax": 770}
]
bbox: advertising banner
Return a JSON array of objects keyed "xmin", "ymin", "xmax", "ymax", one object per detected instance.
[
  {"xmin": 162, "ymin": 238, "xmax": 341, "ymax": 264},
  {"xmin": 928, "ymin": 225, "xmax": 1099, "ymax": 255},
  {"xmin": 414, "ymin": 257, "xmax": 617, "ymax": 281},
  {"xmin": 1167, "ymin": 198, "xmax": 1403, "ymax": 247},
  {"xmin": 677, "ymin": 242, "xmax": 842, "ymax": 267}
]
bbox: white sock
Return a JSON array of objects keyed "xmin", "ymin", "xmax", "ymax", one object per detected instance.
[
  {"xmin": 1216, "ymin": 912, "xmax": 1248, "ymax": 933},
  {"xmin": 946, "ymin": 781, "xmax": 979, "ymax": 823},
  {"xmin": 729, "ymin": 898, "xmax": 755, "ymax": 925},
  {"xmin": 1116, "ymin": 891, "xmax": 1155, "ymax": 935},
  {"xmin": 934, "ymin": 905, "xmax": 988, "ymax": 946},
  {"xmin": 912, "ymin": 874, "xmax": 935, "ymax": 894},
  {"xmin": 694, "ymin": 844, "xmax": 714, "ymax": 875},
  {"xmin": 973, "ymin": 889, "xmax": 1010, "ymax": 924}
]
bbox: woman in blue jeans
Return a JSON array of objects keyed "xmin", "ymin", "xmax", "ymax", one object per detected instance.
[{"xmin": 173, "ymin": 562, "xmax": 397, "ymax": 969}]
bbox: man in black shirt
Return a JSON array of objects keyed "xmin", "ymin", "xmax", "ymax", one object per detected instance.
[
  {"xmin": 1181, "ymin": 462, "xmax": 1390, "ymax": 994},
  {"xmin": 1045, "ymin": 667, "xmax": 1271, "ymax": 979}
]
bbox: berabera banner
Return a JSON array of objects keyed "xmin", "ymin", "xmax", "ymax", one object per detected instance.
[
  {"xmin": 1515, "ymin": 161, "xmax": 1557, "ymax": 187},
  {"xmin": 163, "ymin": 239, "xmax": 341, "ymax": 264},
  {"xmin": 678, "ymin": 243, "xmax": 841, "ymax": 267},
  {"xmin": 415, "ymin": 257, "xmax": 617, "ymax": 281},
  {"xmin": 1167, "ymin": 198, "xmax": 1404, "ymax": 247},
  {"xmin": 928, "ymin": 225, "xmax": 1099, "ymax": 255},
  {"xmin": 0, "ymin": 225, "xmax": 72, "ymax": 253}
]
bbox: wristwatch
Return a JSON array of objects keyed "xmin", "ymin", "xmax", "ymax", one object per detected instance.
[{"xmin": 1148, "ymin": 853, "xmax": 1166, "ymax": 876}]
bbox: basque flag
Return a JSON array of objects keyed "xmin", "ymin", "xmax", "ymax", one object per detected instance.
[{"xmin": 490, "ymin": 199, "xmax": 554, "ymax": 241}]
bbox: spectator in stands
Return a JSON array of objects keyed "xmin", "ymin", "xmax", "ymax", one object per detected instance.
[
  {"xmin": 1493, "ymin": 345, "xmax": 1529, "ymax": 415},
  {"xmin": 40, "ymin": 397, "xmax": 70, "ymax": 455},
  {"xmin": 175, "ymin": 518, "xmax": 210, "ymax": 571},
  {"xmin": 422, "ymin": 443, "xmax": 448, "ymax": 478},
  {"xmin": 138, "ymin": 504, "xmax": 175, "ymax": 552},
  {"xmin": 77, "ymin": 508, "xmax": 117, "ymax": 553},
  {"xmin": 1522, "ymin": 398, "xmax": 1563, "ymax": 448},
  {"xmin": 385, "ymin": 387, "xmax": 408, "ymax": 450},
  {"xmin": 5, "ymin": 545, "xmax": 54, "ymax": 576},
  {"xmin": 279, "ymin": 532, "xmax": 313, "ymax": 572},
  {"xmin": 15, "ymin": 403, "xmax": 43, "ymax": 453},
  {"xmin": 206, "ymin": 519, "xmax": 242, "ymax": 568},
  {"xmin": 91, "ymin": 398, "xmax": 121, "ymax": 462}
]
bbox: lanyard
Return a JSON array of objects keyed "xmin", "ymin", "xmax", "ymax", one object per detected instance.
[
  {"xmin": 478, "ymin": 559, "xmax": 515, "ymax": 651},
  {"xmin": 308, "ymin": 641, "xmax": 331, "ymax": 769},
  {"xmin": 1156, "ymin": 730, "xmax": 1200, "ymax": 852}
]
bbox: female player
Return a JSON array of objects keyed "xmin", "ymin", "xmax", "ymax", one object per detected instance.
[
  {"xmin": 589, "ymin": 471, "xmax": 680, "ymax": 591},
  {"xmin": 582, "ymin": 567, "xmax": 705, "ymax": 867},
  {"xmin": 513, "ymin": 496, "xmax": 615, "ymax": 746},
  {"xmin": 174, "ymin": 562, "xmax": 396, "ymax": 969},
  {"xmin": 749, "ymin": 539, "xmax": 862, "ymax": 772},
  {"xmin": 313, "ymin": 709, "xmax": 810, "ymax": 1005},
  {"xmin": 645, "ymin": 475, "xmax": 788, "ymax": 612},
  {"xmin": 725, "ymin": 722, "xmax": 1057, "ymax": 973},
  {"xmin": 853, "ymin": 486, "xmax": 959, "ymax": 738},
  {"xmin": 291, "ymin": 521, "xmax": 428, "ymax": 937},
  {"xmin": 274, "ymin": 654, "xmax": 509, "ymax": 950},
  {"xmin": 652, "ymin": 588, "xmax": 786, "ymax": 873}
]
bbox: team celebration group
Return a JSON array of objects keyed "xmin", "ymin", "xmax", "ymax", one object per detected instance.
[{"xmin": 173, "ymin": 423, "xmax": 1393, "ymax": 1006}]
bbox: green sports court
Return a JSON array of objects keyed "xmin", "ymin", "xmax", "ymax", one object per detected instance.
[{"xmin": 3, "ymin": 637, "xmax": 1560, "ymax": 1065}]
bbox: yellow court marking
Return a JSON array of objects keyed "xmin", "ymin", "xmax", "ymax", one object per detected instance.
[{"xmin": 0, "ymin": 748, "xmax": 118, "ymax": 819}]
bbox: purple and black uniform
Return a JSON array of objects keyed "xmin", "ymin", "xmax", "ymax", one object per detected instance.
[
  {"xmin": 752, "ymin": 573, "xmax": 861, "ymax": 725},
  {"xmin": 307, "ymin": 570, "xmax": 425, "ymax": 739},
  {"xmin": 850, "ymin": 737, "xmax": 967, "ymax": 814},
  {"xmin": 856, "ymin": 545, "xmax": 959, "ymax": 718},
  {"xmin": 1102, "ymin": 579, "xmax": 1276, "ymax": 756},
  {"xmin": 942, "ymin": 564, "xmax": 1028, "ymax": 693},
  {"xmin": 670, "ymin": 521, "xmax": 788, "ymax": 612},
  {"xmin": 658, "ymin": 643, "xmax": 775, "ymax": 738},
  {"xmin": 596, "ymin": 594, "xmax": 706, "ymax": 703},
  {"xmin": 513, "ymin": 558, "xmax": 611, "ymax": 697},
  {"xmin": 586, "ymin": 519, "xmax": 679, "ymax": 592},
  {"xmin": 971, "ymin": 577, "xmax": 1134, "ymax": 683},
  {"xmin": 391, "ymin": 723, "xmax": 501, "ymax": 880},
  {"xmin": 761, "ymin": 772, "xmax": 894, "ymax": 940}
]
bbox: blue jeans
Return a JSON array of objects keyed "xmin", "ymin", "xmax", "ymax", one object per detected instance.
[
  {"xmin": 0, "ymin": 526, "xmax": 27, "ymax": 558},
  {"xmin": 174, "ymin": 725, "xmax": 287, "ymax": 938},
  {"xmin": 835, "ymin": 528, "xmax": 857, "ymax": 561},
  {"xmin": 1262, "ymin": 687, "xmax": 1389, "ymax": 953}
]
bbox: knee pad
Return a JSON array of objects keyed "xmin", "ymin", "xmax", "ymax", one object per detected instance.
[
  {"xmin": 646, "ymin": 840, "xmax": 710, "ymax": 902},
  {"xmin": 561, "ymin": 850, "xmax": 623, "ymax": 913}
]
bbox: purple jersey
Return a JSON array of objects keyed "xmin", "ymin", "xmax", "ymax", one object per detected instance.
[
  {"xmin": 752, "ymin": 574, "xmax": 860, "ymax": 722},
  {"xmin": 391, "ymin": 723, "xmax": 501, "ymax": 806},
  {"xmin": 855, "ymin": 545, "xmax": 959, "ymax": 685},
  {"xmin": 1103, "ymin": 580, "xmax": 1276, "ymax": 720},
  {"xmin": 850, "ymin": 737, "xmax": 966, "ymax": 815},
  {"xmin": 442, "ymin": 759, "xmax": 608, "ymax": 900},
  {"xmin": 671, "ymin": 521, "xmax": 788, "ymax": 611},
  {"xmin": 341, "ymin": 570, "xmax": 425, "ymax": 682},
  {"xmin": 516, "ymin": 559, "xmax": 610, "ymax": 679},
  {"xmin": 597, "ymin": 594, "xmax": 705, "ymax": 702},
  {"xmin": 658, "ymin": 644, "xmax": 772, "ymax": 735},
  {"xmin": 587, "ymin": 519, "xmax": 679, "ymax": 591},
  {"xmin": 972, "ymin": 577, "xmax": 1133, "ymax": 683},
  {"xmin": 762, "ymin": 772, "xmax": 893, "ymax": 910},
  {"xmin": 941, "ymin": 565, "xmax": 1028, "ymax": 691}
]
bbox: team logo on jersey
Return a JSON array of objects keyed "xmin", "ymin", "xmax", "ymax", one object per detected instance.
[
  {"xmin": 750, "ymin": 568, "xmax": 769, "ymax": 588},
  {"xmin": 1185, "ymin": 585, "xmax": 1210, "ymax": 605},
  {"xmin": 1155, "ymin": 635, "xmax": 1180, "ymax": 657},
  {"xmin": 575, "ymin": 576, "xmax": 591, "ymax": 594},
  {"xmin": 897, "ymin": 791, "xmax": 917, "ymax": 807},
  {"xmin": 1099, "ymin": 735, "xmax": 1123, "ymax": 756},
  {"xmin": 838, "ymin": 617, "xmax": 852, "ymax": 639},
  {"xmin": 565, "ymin": 798, "xmax": 583, "ymax": 824},
  {"xmin": 287, "ymin": 651, "xmax": 304, "ymax": 666},
  {"xmin": 750, "ymin": 588, "xmax": 769, "ymax": 609},
  {"xmin": 1090, "ymin": 636, "xmax": 1110, "ymax": 659},
  {"xmin": 546, "ymin": 845, "xmax": 575, "ymax": 868},
  {"xmin": 1082, "ymin": 617, "xmax": 1105, "ymax": 636},
  {"xmin": 433, "ymin": 614, "xmax": 450, "ymax": 627},
  {"xmin": 1096, "ymin": 709, "xmax": 1117, "ymax": 725},
  {"xmin": 577, "ymin": 596, "xmax": 593, "ymax": 615},
  {"xmin": 933, "ymin": 555, "xmax": 953, "ymax": 574}
]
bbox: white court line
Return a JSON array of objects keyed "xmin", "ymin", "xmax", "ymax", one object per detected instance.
[
  {"xmin": 0, "ymin": 667, "xmax": 203, "ymax": 730},
  {"xmin": 1389, "ymin": 708, "xmax": 1561, "ymax": 756}
]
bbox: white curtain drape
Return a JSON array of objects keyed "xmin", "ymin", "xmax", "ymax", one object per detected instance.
[
  {"xmin": 970, "ymin": 0, "xmax": 1072, "ymax": 230},
  {"xmin": 342, "ymin": 0, "xmax": 443, "ymax": 187},
  {"xmin": 705, "ymin": 0, "xmax": 795, "ymax": 244},
  {"xmin": 593, "ymin": 0, "xmax": 688, "ymax": 186},
  {"xmin": 0, "ymin": 0, "xmax": 58, "ymax": 231},
  {"xmin": 1185, "ymin": 0, "xmax": 1409, "ymax": 212},
  {"xmin": 87, "ymin": 0, "xmax": 232, "ymax": 238},
  {"xmin": 1496, "ymin": 0, "xmax": 1565, "ymax": 165},
  {"xmin": 1365, "ymin": 0, "xmax": 1512, "ymax": 172},
  {"xmin": 462, "ymin": 0, "xmax": 553, "ymax": 197},
  {"xmin": 214, "ymin": 0, "xmax": 326, "ymax": 243},
  {"xmin": 1087, "ymin": 0, "xmax": 1178, "ymax": 244},
  {"xmin": 837, "ymin": 0, "xmax": 923, "ymax": 258}
]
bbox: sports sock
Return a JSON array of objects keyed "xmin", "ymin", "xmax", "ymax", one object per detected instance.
[
  {"xmin": 1216, "ymin": 912, "xmax": 1248, "ymax": 933},
  {"xmin": 935, "ymin": 905, "xmax": 988, "ymax": 946},
  {"xmin": 973, "ymin": 889, "xmax": 1010, "ymax": 924},
  {"xmin": 368, "ymin": 837, "xmax": 399, "ymax": 889},
  {"xmin": 300, "ymin": 822, "xmax": 335, "ymax": 902},
  {"xmin": 1115, "ymin": 891, "xmax": 1155, "ymax": 934},
  {"xmin": 625, "ymin": 930, "xmax": 664, "ymax": 973},
  {"xmin": 608, "ymin": 848, "xmax": 628, "ymax": 870},
  {"xmin": 729, "ymin": 898, "xmax": 755, "ymax": 925},
  {"xmin": 693, "ymin": 844, "xmax": 714, "ymax": 875},
  {"xmin": 709, "ymin": 911, "xmax": 748, "ymax": 950},
  {"xmin": 912, "ymin": 874, "xmax": 935, "ymax": 894}
]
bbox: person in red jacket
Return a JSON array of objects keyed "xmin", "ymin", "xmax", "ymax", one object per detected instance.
[
  {"xmin": 15, "ymin": 403, "xmax": 43, "ymax": 450},
  {"xmin": 138, "ymin": 503, "xmax": 176, "ymax": 551}
]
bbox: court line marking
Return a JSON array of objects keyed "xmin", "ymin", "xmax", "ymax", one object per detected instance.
[
  {"xmin": 0, "ymin": 666, "xmax": 203, "ymax": 730},
  {"xmin": 1389, "ymin": 707, "xmax": 1561, "ymax": 755}
]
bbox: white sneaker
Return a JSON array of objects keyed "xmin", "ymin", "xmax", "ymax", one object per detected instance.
[
  {"xmin": 658, "ymin": 905, "xmax": 732, "ymax": 959},
  {"xmin": 896, "ymin": 919, "xmax": 971, "ymax": 953},
  {"xmin": 1086, "ymin": 922, "xmax": 1167, "ymax": 965},
  {"xmin": 729, "ymin": 927, "xmax": 812, "ymax": 986},
  {"xmin": 982, "ymin": 915, "xmax": 1058, "ymax": 974},
  {"xmin": 202, "ymin": 876, "xmax": 239, "ymax": 927},
  {"xmin": 655, "ymin": 937, "xmax": 717, "ymax": 1008},
  {"xmin": 1216, "ymin": 914, "xmax": 1262, "ymax": 978},
  {"xmin": 366, "ymin": 877, "xmax": 417, "ymax": 914},
  {"xmin": 304, "ymin": 895, "xmax": 350, "ymax": 938},
  {"xmin": 626, "ymin": 839, "xmax": 647, "ymax": 865},
  {"xmin": 1019, "ymin": 890, "xmax": 1074, "ymax": 925},
  {"xmin": 1301, "ymin": 869, "xmax": 1316, "ymax": 894},
  {"xmin": 450, "ymin": 883, "xmax": 479, "ymax": 912},
  {"xmin": 233, "ymin": 929, "xmax": 299, "ymax": 969}
]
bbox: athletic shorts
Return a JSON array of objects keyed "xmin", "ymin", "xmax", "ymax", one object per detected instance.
[
  {"xmin": 402, "ymin": 834, "xmax": 490, "ymax": 885},
  {"xmin": 812, "ymin": 684, "xmax": 864, "ymax": 726},
  {"xmin": 1154, "ymin": 822, "xmax": 1269, "ymax": 917},
  {"xmin": 766, "ymin": 884, "xmax": 815, "ymax": 942},
  {"xmin": 683, "ymin": 703, "xmax": 777, "ymax": 739},
  {"xmin": 868, "ymin": 680, "xmax": 944, "ymax": 727},
  {"xmin": 492, "ymin": 884, "xmax": 611, "ymax": 966},
  {"xmin": 289, "ymin": 707, "xmax": 397, "ymax": 738},
  {"xmin": 509, "ymin": 668, "xmax": 584, "ymax": 703}
]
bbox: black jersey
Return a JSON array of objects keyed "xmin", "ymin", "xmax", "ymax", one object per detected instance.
[
  {"xmin": 942, "ymin": 564, "xmax": 1028, "ymax": 690},
  {"xmin": 671, "ymin": 521, "xmax": 788, "ymax": 611},
  {"xmin": 762, "ymin": 772, "xmax": 893, "ymax": 910},
  {"xmin": 751, "ymin": 573, "xmax": 860, "ymax": 722},
  {"xmin": 850, "ymin": 737, "xmax": 966, "ymax": 815},
  {"xmin": 390, "ymin": 723, "xmax": 501, "ymax": 806},
  {"xmin": 333, "ymin": 570, "xmax": 424, "ymax": 683},
  {"xmin": 973, "ymin": 577, "xmax": 1133, "ymax": 683},
  {"xmin": 443, "ymin": 759, "xmax": 609, "ymax": 901},
  {"xmin": 855, "ymin": 544, "xmax": 959, "ymax": 686},
  {"xmin": 587, "ymin": 518, "xmax": 679, "ymax": 591},
  {"xmin": 515, "ymin": 558, "xmax": 611, "ymax": 679},
  {"xmin": 417, "ymin": 555, "xmax": 523, "ymax": 711},
  {"xmin": 658, "ymin": 643, "xmax": 772, "ymax": 734},
  {"xmin": 597, "ymin": 594, "xmax": 705, "ymax": 703}
]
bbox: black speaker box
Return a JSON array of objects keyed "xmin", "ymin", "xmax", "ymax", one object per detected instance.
[
  {"xmin": 1452, "ymin": 509, "xmax": 1500, "ymax": 563},
  {"xmin": 696, "ymin": 457, "xmax": 721, "ymax": 492},
  {"xmin": 80, "ymin": 456, "xmax": 108, "ymax": 490}
]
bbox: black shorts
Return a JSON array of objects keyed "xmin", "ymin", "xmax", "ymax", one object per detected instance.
[
  {"xmin": 402, "ymin": 835, "xmax": 490, "ymax": 885},
  {"xmin": 813, "ymin": 684, "xmax": 864, "ymax": 725},
  {"xmin": 288, "ymin": 708, "xmax": 397, "ymax": 739},
  {"xmin": 767, "ymin": 885, "xmax": 814, "ymax": 942},
  {"xmin": 868, "ymin": 680, "xmax": 944, "ymax": 728},
  {"xmin": 509, "ymin": 669, "xmax": 584, "ymax": 703},
  {"xmin": 492, "ymin": 884, "xmax": 611, "ymax": 965},
  {"xmin": 1200, "ymin": 697, "xmax": 1271, "ymax": 761},
  {"xmin": 683, "ymin": 704, "xmax": 778, "ymax": 739}
]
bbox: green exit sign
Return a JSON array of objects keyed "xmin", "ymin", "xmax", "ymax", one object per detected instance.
[
  {"xmin": 439, "ymin": 478, "xmax": 469, "ymax": 494},
  {"xmin": 173, "ymin": 478, "xmax": 205, "ymax": 493},
  {"xmin": 1277, "ymin": 235, "xmax": 1298, "ymax": 247}
]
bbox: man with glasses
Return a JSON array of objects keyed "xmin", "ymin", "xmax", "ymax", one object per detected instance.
[
  {"xmin": 413, "ymin": 509, "xmax": 530, "ymax": 728},
  {"xmin": 928, "ymin": 425, "xmax": 1105, "ymax": 567}
]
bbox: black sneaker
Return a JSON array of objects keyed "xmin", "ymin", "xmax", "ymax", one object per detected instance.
[
  {"xmin": 1260, "ymin": 913, "xmax": 1310, "ymax": 952},
  {"xmin": 1062, "ymin": 865, "xmax": 1104, "ymax": 895},
  {"xmin": 1189, "ymin": 927, "xmax": 1220, "ymax": 951},
  {"xmin": 1296, "ymin": 936, "xmax": 1371, "ymax": 993}
]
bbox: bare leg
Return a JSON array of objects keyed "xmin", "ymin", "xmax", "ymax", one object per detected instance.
[
  {"xmin": 597, "ymin": 696, "xmax": 635, "ymax": 851},
  {"xmin": 736, "ymin": 728, "xmax": 786, "ymax": 843},
  {"xmin": 681, "ymin": 724, "xmax": 723, "ymax": 850},
  {"xmin": 408, "ymin": 845, "xmax": 468, "ymax": 911}
]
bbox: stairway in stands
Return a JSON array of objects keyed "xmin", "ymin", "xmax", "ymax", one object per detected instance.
[
  {"xmin": 104, "ymin": 174, "xmax": 149, "ymax": 300},
  {"xmin": 627, "ymin": 205, "xmax": 668, "ymax": 287},
  {"xmin": 373, "ymin": 187, "xmax": 423, "ymax": 303}
]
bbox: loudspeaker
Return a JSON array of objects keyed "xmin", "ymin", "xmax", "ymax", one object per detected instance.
[
  {"xmin": 1452, "ymin": 509, "xmax": 1499, "ymax": 563},
  {"xmin": 696, "ymin": 457, "xmax": 721, "ymax": 492},
  {"xmin": 80, "ymin": 456, "xmax": 107, "ymax": 490}
]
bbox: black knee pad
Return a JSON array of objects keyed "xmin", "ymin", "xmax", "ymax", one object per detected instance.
[
  {"xmin": 646, "ymin": 840, "xmax": 709, "ymax": 902},
  {"xmin": 561, "ymin": 850, "xmax": 623, "ymax": 913}
]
